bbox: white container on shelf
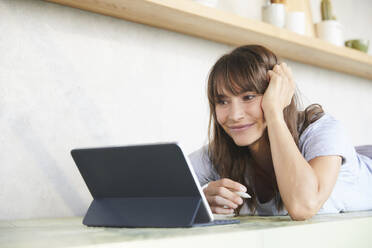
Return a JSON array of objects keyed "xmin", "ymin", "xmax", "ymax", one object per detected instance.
[
  {"xmin": 217, "ymin": 0, "xmax": 261, "ymax": 20},
  {"xmin": 262, "ymin": 3, "xmax": 286, "ymax": 28},
  {"xmin": 316, "ymin": 20, "xmax": 344, "ymax": 46},
  {"xmin": 286, "ymin": 11, "xmax": 305, "ymax": 35},
  {"xmin": 193, "ymin": 0, "xmax": 219, "ymax": 8}
]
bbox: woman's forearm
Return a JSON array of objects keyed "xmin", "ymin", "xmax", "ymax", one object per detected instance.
[{"xmin": 266, "ymin": 111, "xmax": 319, "ymax": 219}]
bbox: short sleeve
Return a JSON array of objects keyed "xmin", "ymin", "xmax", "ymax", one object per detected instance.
[
  {"xmin": 299, "ymin": 114, "xmax": 352, "ymax": 165},
  {"xmin": 188, "ymin": 145, "xmax": 220, "ymax": 186}
]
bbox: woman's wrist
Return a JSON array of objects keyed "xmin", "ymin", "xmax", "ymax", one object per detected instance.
[{"xmin": 263, "ymin": 107, "xmax": 285, "ymax": 125}]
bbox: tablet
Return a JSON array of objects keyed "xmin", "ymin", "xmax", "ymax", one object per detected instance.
[{"xmin": 71, "ymin": 142, "xmax": 239, "ymax": 227}]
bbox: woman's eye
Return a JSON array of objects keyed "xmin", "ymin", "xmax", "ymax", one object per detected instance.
[
  {"xmin": 243, "ymin": 95, "xmax": 256, "ymax": 101},
  {"xmin": 217, "ymin": 99, "xmax": 228, "ymax": 105}
]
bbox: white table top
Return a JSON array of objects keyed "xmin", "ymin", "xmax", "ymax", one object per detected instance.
[{"xmin": 2, "ymin": 211, "xmax": 372, "ymax": 248}]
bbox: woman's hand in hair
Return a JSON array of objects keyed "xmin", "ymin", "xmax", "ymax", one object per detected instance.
[
  {"xmin": 261, "ymin": 63, "xmax": 296, "ymax": 117},
  {"xmin": 203, "ymin": 178, "xmax": 247, "ymax": 214}
]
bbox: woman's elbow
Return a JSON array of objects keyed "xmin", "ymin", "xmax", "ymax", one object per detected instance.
[
  {"xmin": 289, "ymin": 211, "xmax": 314, "ymax": 221},
  {"xmin": 288, "ymin": 202, "xmax": 318, "ymax": 221}
]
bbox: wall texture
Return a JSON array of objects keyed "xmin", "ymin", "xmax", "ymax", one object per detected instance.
[{"xmin": 1, "ymin": 0, "xmax": 371, "ymax": 220}]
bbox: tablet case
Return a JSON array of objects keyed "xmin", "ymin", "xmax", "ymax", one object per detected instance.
[
  {"xmin": 71, "ymin": 143, "xmax": 222, "ymax": 227},
  {"xmin": 82, "ymin": 196, "xmax": 205, "ymax": 227}
]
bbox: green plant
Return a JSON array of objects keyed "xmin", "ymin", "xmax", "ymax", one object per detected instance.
[{"xmin": 321, "ymin": 0, "xmax": 336, "ymax": 20}]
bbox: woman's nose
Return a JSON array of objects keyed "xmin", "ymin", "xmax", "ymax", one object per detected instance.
[{"xmin": 229, "ymin": 101, "xmax": 244, "ymax": 121}]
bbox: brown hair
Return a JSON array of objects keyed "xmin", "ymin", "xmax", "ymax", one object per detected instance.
[{"xmin": 207, "ymin": 45, "xmax": 324, "ymax": 215}]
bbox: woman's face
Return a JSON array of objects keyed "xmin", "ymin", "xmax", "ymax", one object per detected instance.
[{"xmin": 215, "ymin": 89, "xmax": 267, "ymax": 147}]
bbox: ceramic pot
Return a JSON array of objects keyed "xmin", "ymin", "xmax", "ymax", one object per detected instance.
[
  {"xmin": 286, "ymin": 11, "xmax": 305, "ymax": 35},
  {"xmin": 316, "ymin": 20, "xmax": 344, "ymax": 46},
  {"xmin": 262, "ymin": 3, "xmax": 286, "ymax": 28}
]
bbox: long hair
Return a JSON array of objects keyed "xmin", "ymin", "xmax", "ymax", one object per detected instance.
[{"xmin": 207, "ymin": 45, "xmax": 324, "ymax": 215}]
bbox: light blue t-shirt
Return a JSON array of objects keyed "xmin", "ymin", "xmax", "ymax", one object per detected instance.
[{"xmin": 189, "ymin": 114, "xmax": 372, "ymax": 216}]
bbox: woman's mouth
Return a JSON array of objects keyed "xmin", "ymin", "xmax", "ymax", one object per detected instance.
[{"xmin": 229, "ymin": 123, "xmax": 255, "ymax": 132}]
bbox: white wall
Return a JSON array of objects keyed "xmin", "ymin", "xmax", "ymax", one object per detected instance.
[{"xmin": 1, "ymin": 0, "xmax": 371, "ymax": 220}]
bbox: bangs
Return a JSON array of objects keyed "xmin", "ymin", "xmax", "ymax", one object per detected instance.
[{"xmin": 209, "ymin": 54, "xmax": 267, "ymax": 103}]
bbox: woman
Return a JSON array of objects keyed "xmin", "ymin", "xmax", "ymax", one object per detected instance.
[{"xmin": 189, "ymin": 45, "xmax": 372, "ymax": 220}]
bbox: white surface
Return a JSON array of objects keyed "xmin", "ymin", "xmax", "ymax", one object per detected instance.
[
  {"xmin": 217, "ymin": 0, "xmax": 263, "ymax": 20},
  {"xmin": 193, "ymin": 0, "xmax": 219, "ymax": 8},
  {"xmin": 1, "ymin": 0, "xmax": 372, "ymax": 220},
  {"xmin": 2, "ymin": 213, "xmax": 372, "ymax": 248},
  {"xmin": 286, "ymin": 11, "xmax": 306, "ymax": 35}
]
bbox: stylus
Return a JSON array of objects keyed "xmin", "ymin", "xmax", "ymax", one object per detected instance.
[{"xmin": 234, "ymin": 191, "xmax": 251, "ymax": 198}]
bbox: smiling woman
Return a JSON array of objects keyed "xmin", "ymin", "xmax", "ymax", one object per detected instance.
[
  {"xmin": 189, "ymin": 45, "xmax": 372, "ymax": 220},
  {"xmin": 215, "ymin": 91, "xmax": 266, "ymax": 147}
]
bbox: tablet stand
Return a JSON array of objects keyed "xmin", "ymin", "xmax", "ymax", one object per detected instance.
[{"xmin": 83, "ymin": 196, "xmax": 205, "ymax": 227}]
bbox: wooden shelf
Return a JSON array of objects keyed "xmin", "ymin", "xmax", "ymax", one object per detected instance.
[{"xmin": 45, "ymin": 0, "xmax": 372, "ymax": 80}]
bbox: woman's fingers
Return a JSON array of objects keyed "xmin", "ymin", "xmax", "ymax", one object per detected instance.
[
  {"xmin": 263, "ymin": 63, "xmax": 295, "ymax": 113},
  {"xmin": 273, "ymin": 64, "xmax": 289, "ymax": 82},
  {"xmin": 267, "ymin": 70, "xmax": 276, "ymax": 80},
  {"xmin": 211, "ymin": 206, "xmax": 235, "ymax": 214},
  {"xmin": 275, "ymin": 63, "xmax": 295, "ymax": 86},
  {"xmin": 281, "ymin": 63, "xmax": 295, "ymax": 89},
  {"xmin": 206, "ymin": 194, "xmax": 238, "ymax": 209},
  {"xmin": 206, "ymin": 186, "xmax": 243, "ymax": 206},
  {"xmin": 281, "ymin": 63, "xmax": 293, "ymax": 79},
  {"xmin": 203, "ymin": 178, "xmax": 246, "ymax": 213},
  {"xmin": 273, "ymin": 64, "xmax": 283, "ymax": 74},
  {"xmin": 273, "ymin": 64, "xmax": 286, "ymax": 79},
  {"xmin": 270, "ymin": 63, "xmax": 295, "ymax": 92},
  {"xmin": 212, "ymin": 178, "xmax": 247, "ymax": 192}
]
